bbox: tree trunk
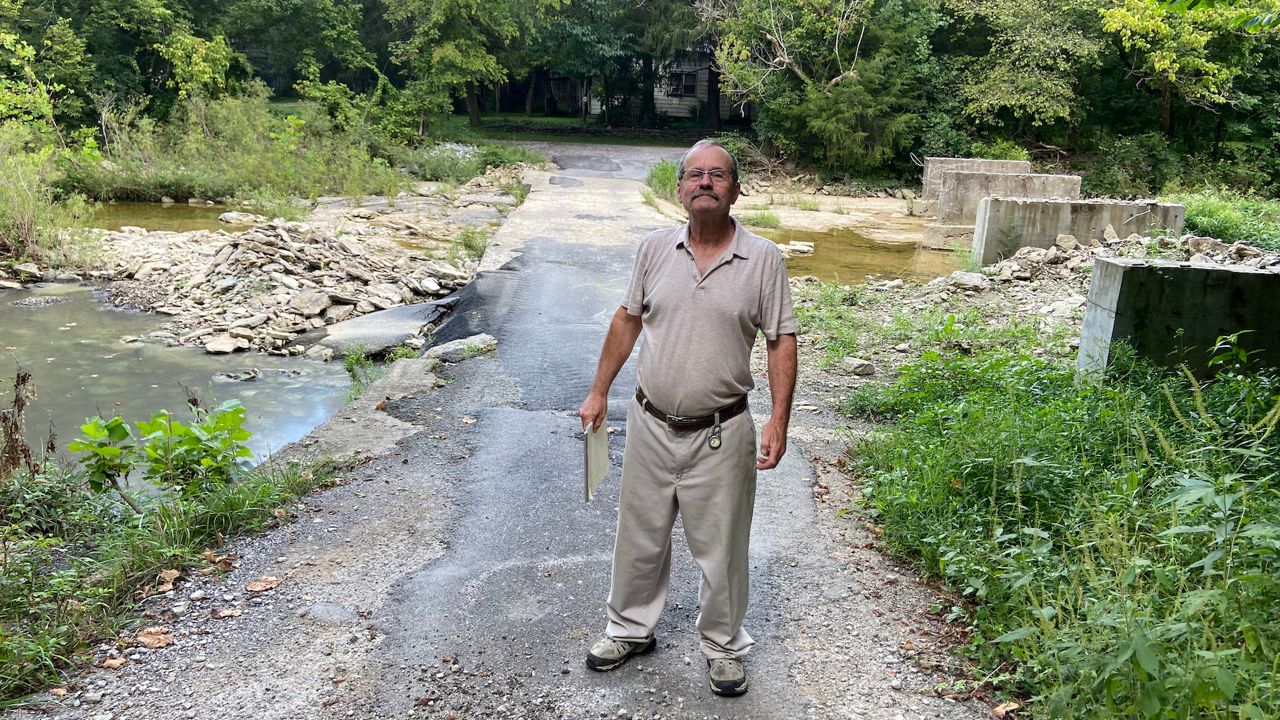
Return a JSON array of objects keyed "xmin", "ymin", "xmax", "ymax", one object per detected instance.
[
  {"xmin": 1212, "ymin": 113, "xmax": 1225, "ymax": 160},
  {"xmin": 602, "ymin": 76, "xmax": 611, "ymax": 127},
  {"xmin": 525, "ymin": 74, "xmax": 536, "ymax": 116},
  {"xmin": 641, "ymin": 55, "xmax": 656, "ymax": 129},
  {"xmin": 1161, "ymin": 84, "xmax": 1173, "ymax": 137},
  {"xmin": 465, "ymin": 83, "xmax": 482, "ymax": 126},
  {"xmin": 581, "ymin": 77, "xmax": 590, "ymax": 122},
  {"xmin": 494, "ymin": 82, "xmax": 501, "ymax": 114},
  {"xmin": 705, "ymin": 65, "xmax": 722, "ymax": 131}
]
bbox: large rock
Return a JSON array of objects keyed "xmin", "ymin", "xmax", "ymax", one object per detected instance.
[
  {"xmin": 316, "ymin": 298, "xmax": 457, "ymax": 356},
  {"xmin": 290, "ymin": 290, "xmax": 333, "ymax": 317},
  {"xmin": 948, "ymin": 271, "xmax": 990, "ymax": 292},
  {"xmin": 205, "ymin": 334, "xmax": 250, "ymax": 354},
  {"xmin": 425, "ymin": 333, "xmax": 497, "ymax": 363}
]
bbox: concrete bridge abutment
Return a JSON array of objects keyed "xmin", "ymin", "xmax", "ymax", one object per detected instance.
[{"xmin": 1078, "ymin": 257, "xmax": 1280, "ymax": 378}]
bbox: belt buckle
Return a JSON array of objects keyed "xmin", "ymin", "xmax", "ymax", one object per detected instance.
[{"xmin": 665, "ymin": 414, "xmax": 696, "ymax": 430}]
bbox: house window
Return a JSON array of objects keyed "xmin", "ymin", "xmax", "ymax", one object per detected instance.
[{"xmin": 668, "ymin": 71, "xmax": 698, "ymax": 98}]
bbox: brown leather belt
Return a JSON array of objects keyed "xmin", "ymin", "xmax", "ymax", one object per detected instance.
[{"xmin": 635, "ymin": 387, "xmax": 748, "ymax": 431}]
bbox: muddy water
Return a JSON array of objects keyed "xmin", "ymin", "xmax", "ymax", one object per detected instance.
[
  {"xmin": 0, "ymin": 284, "xmax": 350, "ymax": 463},
  {"xmin": 91, "ymin": 202, "xmax": 249, "ymax": 233},
  {"xmin": 762, "ymin": 228, "xmax": 961, "ymax": 284}
]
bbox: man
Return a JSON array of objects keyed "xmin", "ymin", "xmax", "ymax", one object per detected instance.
[{"xmin": 577, "ymin": 139, "xmax": 798, "ymax": 697}]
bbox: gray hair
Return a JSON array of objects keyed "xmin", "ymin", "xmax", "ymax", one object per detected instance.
[{"xmin": 677, "ymin": 139, "xmax": 739, "ymax": 184}]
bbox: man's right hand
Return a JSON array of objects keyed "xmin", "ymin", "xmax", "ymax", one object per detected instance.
[{"xmin": 579, "ymin": 392, "xmax": 608, "ymax": 432}]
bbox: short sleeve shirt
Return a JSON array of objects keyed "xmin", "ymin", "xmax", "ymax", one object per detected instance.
[{"xmin": 622, "ymin": 218, "xmax": 797, "ymax": 417}]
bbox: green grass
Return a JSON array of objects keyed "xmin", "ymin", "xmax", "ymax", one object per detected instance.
[
  {"xmin": 787, "ymin": 195, "xmax": 822, "ymax": 211},
  {"xmin": 741, "ymin": 210, "xmax": 781, "ymax": 228},
  {"xmin": 0, "ymin": 456, "xmax": 342, "ymax": 702},
  {"xmin": 843, "ymin": 324, "xmax": 1280, "ymax": 718},
  {"xmin": 1161, "ymin": 188, "xmax": 1280, "ymax": 251}
]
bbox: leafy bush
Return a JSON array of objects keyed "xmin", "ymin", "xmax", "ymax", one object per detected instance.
[
  {"xmin": 1082, "ymin": 133, "xmax": 1183, "ymax": 199},
  {"xmin": 1, "ymin": 396, "xmax": 337, "ymax": 701},
  {"xmin": 59, "ymin": 84, "xmax": 406, "ymax": 203},
  {"xmin": 646, "ymin": 159, "xmax": 678, "ymax": 204},
  {"xmin": 1162, "ymin": 188, "xmax": 1280, "ymax": 251},
  {"xmin": 971, "ymin": 138, "xmax": 1030, "ymax": 161},
  {"xmin": 0, "ymin": 123, "xmax": 96, "ymax": 264},
  {"xmin": 846, "ymin": 337, "xmax": 1280, "ymax": 718}
]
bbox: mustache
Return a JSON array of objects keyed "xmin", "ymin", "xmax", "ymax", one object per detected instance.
[{"xmin": 693, "ymin": 189, "xmax": 720, "ymax": 200}]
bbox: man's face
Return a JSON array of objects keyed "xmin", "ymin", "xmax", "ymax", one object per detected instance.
[{"xmin": 677, "ymin": 145, "xmax": 740, "ymax": 217}]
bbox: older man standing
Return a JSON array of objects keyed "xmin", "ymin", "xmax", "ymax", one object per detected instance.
[{"xmin": 578, "ymin": 139, "xmax": 798, "ymax": 697}]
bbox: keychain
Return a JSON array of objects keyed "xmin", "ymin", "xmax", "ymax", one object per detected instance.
[{"xmin": 708, "ymin": 411, "xmax": 722, "ymax": 450}]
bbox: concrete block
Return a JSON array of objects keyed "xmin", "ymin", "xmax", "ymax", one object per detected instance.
[
  {"xmin": 1077, "ymin": 258, "xmax": 1280, "ymax": 378},
  {"xmin": 936, "ymin": 172, "xmax": 1082, "ymax": 226},
  {"xmin": 921, "ymin": 158, "xmax": 1031, "ymax": 201},
  {"xmin": 973, "ymin": 197, "xmax": 1185, "ymax": 267}
]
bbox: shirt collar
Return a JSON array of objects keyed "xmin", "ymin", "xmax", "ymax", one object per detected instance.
[{"xmin": 674, "ymin": 218, "xmax": 750, "ymax": 259}]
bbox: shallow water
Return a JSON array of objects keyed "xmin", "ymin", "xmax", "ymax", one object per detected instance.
[
  {"xmin": 90, "ymin": 202, "xmax": 248, "ymax": 233},
  {"xmin": 763, "ymin": 227, "xmax": 961, "ymax": 284},
  {"xmin": 0, "ymin": 284, "xmax": 350, "ymax": 464}
]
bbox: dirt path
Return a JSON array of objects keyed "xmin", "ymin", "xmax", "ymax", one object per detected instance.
[{"xmin": 12, "ymin": 145, "xmax": 987, "ymax": 720}]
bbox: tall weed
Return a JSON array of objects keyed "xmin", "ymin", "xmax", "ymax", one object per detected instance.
[{"xmin": 847, "ymin": 338, "xmax": 1280, "ymax": 718}]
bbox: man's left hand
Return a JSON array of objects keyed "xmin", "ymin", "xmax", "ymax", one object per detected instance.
[{"xmin": 756, "ymin": 418, "xmax": 788, "ymax": 470}]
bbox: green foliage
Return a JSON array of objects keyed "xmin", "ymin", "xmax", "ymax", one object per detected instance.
[
  {"xmin": 392, "ymin": 141, "xmax": 543, "ymax": 183},
  {"xmin": 1164, "ymin": 188, "xmax": 1280, "ymax": 250},
  {"xmin": 456, "ymin": 226, "xmax": 489, "ymax": 259},
  {"xmin": 846, "ymin": 332, "xmax": 1280, "ymax": 718},
  {"xmin": 741, "ymin": 210, "xmax": 780, "ymax": 228},
  {"xmin": 59, "ymin": 84, "xmax": 406, "ymax": 203},
  {"xmin": 0, "ymin": 123, "xmax": 96, "ymax": 263},
  {"xmin": 1082, "ymin": 133, "xmax": 1184, "ymax": 198},
  {"xmin": 0, "ymin": 458, "xmax": 335, "ymax": 700},
  {"xmin": 970, "ymin": 138, "xmax": 1030, "ymax": 161},
  {"xmin": 135, "ymin": 400, "xmax": 253, "ymax": 498},
  {"xmin": 645, "ymin": 159, "xmax": 677, "ymax": 205}
]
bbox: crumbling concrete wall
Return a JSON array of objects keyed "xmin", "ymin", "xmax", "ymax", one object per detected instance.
[
  {"xmin": 936, "ymin": 172, "xmax": 1081, "ymax": 226},
  {"xmin": 973, "ymin": 197, "xmax": 1186, "ymax": 267},
  {"xmin": 921, "ymin": 158, "xmax": 1031, "ymax": 201},
  {"xmin": 1077, "ymin": 257, "xmax": 1280, "ymax": 377}
]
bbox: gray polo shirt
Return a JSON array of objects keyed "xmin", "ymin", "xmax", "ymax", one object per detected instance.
[{"xmin": 622, "ymin": 218, "xmax": 797, "ymax": 417}]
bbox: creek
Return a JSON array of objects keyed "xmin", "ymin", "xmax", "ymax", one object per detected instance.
[
  {"xmin": 763, "ymin": 227, "xmax": 961, "ymax": 283},
  {"xmin": 1, "ymin": 283, "xmax": 350, "ymax": 464}
]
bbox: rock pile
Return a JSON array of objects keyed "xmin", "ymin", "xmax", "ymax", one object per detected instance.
[
  {"xmin": 105, "ymin": 219, "xmax": 477, "ymax": 355},
  {"xmin": 933, "ymin": 230, "xmax": 1280, "ymax": 294}
]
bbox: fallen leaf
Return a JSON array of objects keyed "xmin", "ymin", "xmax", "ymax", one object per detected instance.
[
  {"xmin": 246, "ymin": 576, "xmax": 283, "ymax": 593},
  {"xmin": 201, "ymin": 549, "xmax": 236, "ymax": 572},
  {"xmin": 155, "ymin": 568, "xmax": 181, "ymax": 593},
  {"xmin": 323, "ymin": 697, "xmax": 340, "ymax": 707},
  {"xmin": 100, "ymin": 658, "xmax": 127, "ymax": 670},
  {"xmin": 272, "ymin": 508, "xmax": 286, "ymax": 518},
  {"xmin": 211, "ymin": 607, "xmax": 242, "ymax": 619},
  {"xmin": 135, "ymin": 627, "xmax": 173, "ymax": 649},
  {"xmin": 903, "ymin": 640, "xmax": 916, "ymax": 652},
  {"xmin": 993, "ymin": 701, "xmax": 1021, "ymax": 718},
  {"xmin": 49, "ymin": 688, "xmax": 67, "ymax": 697}
]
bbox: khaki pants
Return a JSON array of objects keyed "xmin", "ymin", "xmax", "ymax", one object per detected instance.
[{"xmin": 604, "ymin": 396, "xmax": 757, "ymax": 659}]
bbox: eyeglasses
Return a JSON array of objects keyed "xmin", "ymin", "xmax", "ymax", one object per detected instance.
[{"xmin": 681, "ymin": 169, "xmax": 733, "ymax": 185}]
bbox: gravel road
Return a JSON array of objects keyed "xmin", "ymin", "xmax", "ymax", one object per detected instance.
[{"xmin": 11, "ymin": 143, "xmax": 988, "ymax": 720}]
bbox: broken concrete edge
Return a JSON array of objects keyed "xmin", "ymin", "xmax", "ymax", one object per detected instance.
[
  {"xmin": 423, "ymin": 333, "xmax": 498, "ymax": 363},
  {"xmin": 973, "ymin": 197, "xmax": 1187, "ymax": 268},
  {"xmin": 266, "ymin": 356, "xmax": 446, "ymax": 467},
  {"xmin": 920, "ymin": 157, "xmax": 1032, "ymax": 201},
  {"xmin": 1077, "ymin": 257, "xmax": 1280, "ymax": 382}
]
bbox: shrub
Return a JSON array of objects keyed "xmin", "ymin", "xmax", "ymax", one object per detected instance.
[
  {"xmin": 0, "ymin": 123, "xmax": 96, "ymax": 264},
  {"xmin": 846, "ymin": 337, "xmax": 1280, "ymax": 718},
  {"xmin": 741, "ymin": 210, "xmax": 780, "ymax": 228},
  {"xmin": 646, "ymin": 159, "xmax": 678, "ymax": 204},
  {"xmin": 58, "ymin": 83, "xmax": 406, "ymax": 203},
  {"xmin": 1082, "ymin": 133, "xmax": 1182, "ymax": 199},
  {"xmin": 970, "ymin": 138, "xmax": 1030, "ymax": 161},
  {"xmin": 1161, "ymin": 188, "xmax": 1280, "ymax": 251}
]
